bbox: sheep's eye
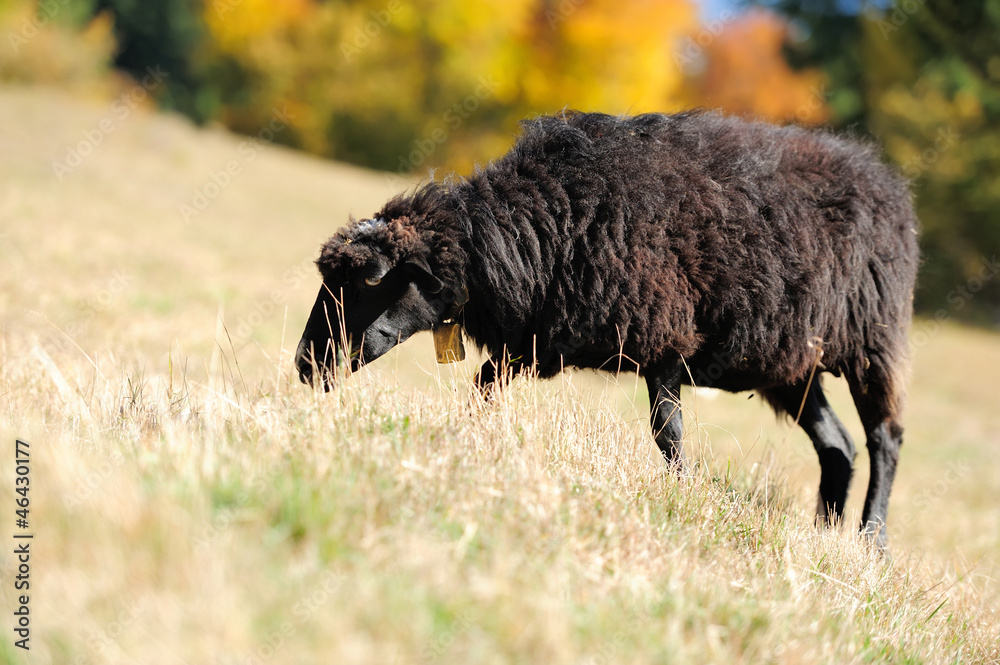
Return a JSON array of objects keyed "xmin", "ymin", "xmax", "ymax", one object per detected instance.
[{"xmin": 364, "ymin": 276, "xmax": 382, "ymax": 287}]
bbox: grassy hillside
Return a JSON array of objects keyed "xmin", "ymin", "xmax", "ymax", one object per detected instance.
[{"xmin": 1, "ymin": 85, "xmax": 998, "ymax": 664}]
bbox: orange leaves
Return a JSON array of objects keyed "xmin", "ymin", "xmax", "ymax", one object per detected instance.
[{"xmin": 691, "ymin": 10, "xmax": 829, "ymax": 126}]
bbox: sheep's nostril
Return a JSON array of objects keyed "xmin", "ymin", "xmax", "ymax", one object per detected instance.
[
  {"xmin": 295, "ymin": 343, "xmax": 319, "ymax": 386},
  {"xmin": 297, "ymin": 361, "xmax": 312, "ymax": 384}
]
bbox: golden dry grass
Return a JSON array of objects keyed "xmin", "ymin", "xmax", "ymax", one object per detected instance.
[{"xmin": 1, "ymin": 85, "xmax": 998, "ymax": 664}]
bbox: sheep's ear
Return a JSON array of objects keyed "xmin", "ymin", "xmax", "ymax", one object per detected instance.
[{"xmin": 404, "ymin": 259, "xmax": 443, "ymax": 294}]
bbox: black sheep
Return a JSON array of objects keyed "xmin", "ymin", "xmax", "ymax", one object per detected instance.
[{"xmin": 295, "ymin": 111, "xmax": 919, "ymax": 546}]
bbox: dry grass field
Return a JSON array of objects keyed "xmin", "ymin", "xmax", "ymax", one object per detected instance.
[{"xmin": 1, "ymin": 85, "xmax": 998, "ymax": 663}]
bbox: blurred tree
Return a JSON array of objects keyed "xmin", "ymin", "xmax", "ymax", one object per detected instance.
[
  {"xmin": 686, "ymin": 9, "xmax": 829, "ymax": 125},
  {"xmin": 754, "ymin": 0, "xmax": 869, "ymax": 126},
  {"xmin": 8, "ymin": 0, "xmax": 995, "ymax": 323},
  {"xmin": 758, "ymin": 0, "xmax": 1000, "ymax": 323},
  {"xmin": 93, "ymin": 0, "xmax": 218, "ymax": 120},
  {"xmin": 195, "ymin": 0, "xmax": 704, "ymax": 172},
  {"xmin": 865, "ymin": 0, "xmax": 1000, "ymax": 322},
  {"xmin": 510, "ymin": 0, "xmax": 698, "ymax": 114},
  {"xmin": 74, "ymin": 0, "xmax": 830, "ymax": 174},
  {"xmin": 0, "ymin": 0, "xmax": 116, "ymax": 94}
]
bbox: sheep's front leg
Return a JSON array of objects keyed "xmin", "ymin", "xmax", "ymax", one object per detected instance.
[
  {"xmin": 474, "ymin": 358, "xmax": 498, "ymax": 396},
  {"xmin": 646, "ymin": 365, "xmax": 686, "ymax": 467},
  {"xmin": 473, "ymin": 356, "xmax": 523, "ymax": 398}
]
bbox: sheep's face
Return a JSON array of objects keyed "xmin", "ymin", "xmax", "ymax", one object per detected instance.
[{"xmin": 294, "ymin": 229, "xmax": 445, "ymax": 389}]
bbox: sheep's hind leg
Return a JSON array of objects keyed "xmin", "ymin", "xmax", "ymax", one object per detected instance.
[
  {"xmin": 646, "ymin": 365, "xmax": 686, "ymax": 468},
  {"xmin": 846, "ymin": 377, "xmax": 904, "ymax": 549},
  {"xmin": 763, "ymin": 380, "xmax": 856, "ymax": 526}
]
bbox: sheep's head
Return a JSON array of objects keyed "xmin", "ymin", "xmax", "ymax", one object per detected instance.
[{"xmin": 295, "ymin": 217, "xmax": 460, "ymax": 389}]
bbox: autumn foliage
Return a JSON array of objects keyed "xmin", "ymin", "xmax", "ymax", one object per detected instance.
[
  {"xmin": 3, "ymin": 0, "xmax": 996, "ymax": 320},
  {"xmin": 0, "ymin": 0, "xmax": 831, "ymax": 172},
  {"xmin": 688, "ymin": 10, "xmax": 829, "ymax": 125},
  {"xmin": 186, "ymin": 0, "xmax": 829, "ymax": 172}
]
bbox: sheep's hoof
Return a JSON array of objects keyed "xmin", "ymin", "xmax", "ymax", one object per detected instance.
[{"xmin": 861, "ymin": 521, "xmax": 891, "ymax": 559}]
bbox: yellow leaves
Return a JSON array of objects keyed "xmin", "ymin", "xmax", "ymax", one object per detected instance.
[
  {"xmin": 512, "ymin": 0, "xmax": 698, "ymax": 115},
  {"xmin": 560, "ymin": 0, "xmax": 697, "ymax": 112},
  {"xmin": 952, "ymin": 89, "xmax": 983, "ymax": 123},
  {"xmin": 80, "ymin": 9, "xmax": 116, "ymax": 53},
  {"xmin": 421, "ymin": 0, "xmax": 536, "ymax": 105},
  {"xmin": 876, "ymin": 85, "xmax": 968, "ymax": 182},
  {"xmin": 426, "ymin": 0, "xmax": 534, "ymax": 45},
  {"xmin": 193, "ymin": 0, "xmax": 830, "ymax": 172},
  {"xmin": 0, "ymin": 0, "xmax": 117, "ymax": 97},
  {"xmin": 205, "ymin": 0, "xmax": 315, "ymax": 54}
]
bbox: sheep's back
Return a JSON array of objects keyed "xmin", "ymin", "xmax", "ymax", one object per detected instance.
[{"xmin": 473, "ymin": 112, "xmax": 919, "ymax": 384}]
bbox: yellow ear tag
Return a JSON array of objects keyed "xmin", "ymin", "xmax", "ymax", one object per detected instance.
[{"xmin": 433, "ymin": 323, "xmax": 466, "ymax": 363}]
